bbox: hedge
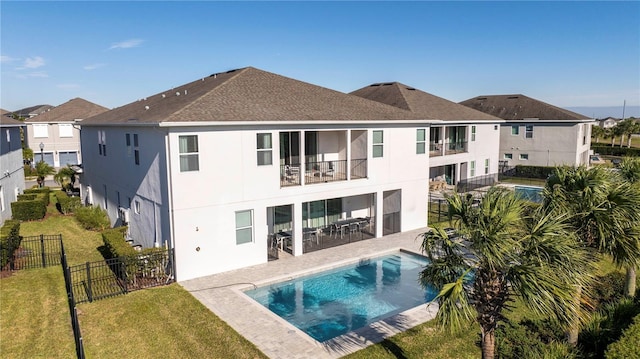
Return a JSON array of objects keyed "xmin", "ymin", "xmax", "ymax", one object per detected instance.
[
  {"xmin": 592, "ymin": 145, "xmax": 640, "ymax": 157},
  {"xmin": 23, "ymin": 187, "xmax": 50, "ymax": 206},
  {"xmin": 0, "ymin": 220, "xmax": 21, "ymax": 269},
  {"xmin": 605, "ymin": 314, "xmax": 640, "ymax": 359},
  {"xmin": 102, "ymin": 227, "xmax": 136, "ymax": 259},
  {"xmin": 513, "ymin": 165, "xmax": 555, "ymax": 179},
  {"xmin": 54, "ymin": 191, "xmax": 81, "ymax": 214},
  {"xmin": 74, "ymin": 206, "xmax": 110, "ymax": 231},
  {"xmin": 11, "ymin": 199, "xmax": 46, "ymax": 221}
]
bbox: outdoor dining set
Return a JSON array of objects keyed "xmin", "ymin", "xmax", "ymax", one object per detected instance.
[{"xmin": 270, "ymin": 217, "xmax": 372, "ymax": 252}]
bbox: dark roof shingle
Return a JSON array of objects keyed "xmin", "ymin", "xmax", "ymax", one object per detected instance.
[
  {"xmin": 25, "ymin": 98, "xmax": 108, "ymax": 123},
  {"xmin": 82, "ymin": 67, "xmax": 426, "ymax": 126},
  {"xmin": 459, "ymin": 94, "xmax": 590, "ymax": 121},
  {"xmin": 350, "ymin": 82, "xmax": 502, "ymax": 122}
]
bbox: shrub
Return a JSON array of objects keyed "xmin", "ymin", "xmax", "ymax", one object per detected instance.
[
  {"xmin": 11, "ymin": 199, "xmax": 46, "ymax": 220},
  {"xmin": 75, "ymin": 206, "xmax": 110, "ymax": 231},
  {"xmin": 496, "ymin": 318, "xmax": 568, "ymax": 359},
  {"xmin": 605, "ymin": 314, "xmax": 640, "ymax": 359},
  {"xmin": 54, "ymin": 191, "xmax": 81, "ymax": 214},
  {"xmin": 17, "ymin": 193, "xmax": 37, "ymax": 201},
  {"xmin": 515, "ymin": 165, "xmax": 556, "ymax": 179},
  {"xmin": 593, "ymin": 272, "xmax": 626, "ymax": 307},
  {"xmin": 23, "ymin": 187, "xmax": 50, "ymax": 206},
  {"xmin": 0, "ymin": 220, "xmax": 21, "ymax": 269},
  {"xmin": 580, "ymin": 298, "xmax": 640, "ymax": 358},
  {"xmin": 23, "ymin": 164, "xmax": 36, "ymax": 177},
  {"xmin": 102, "ymin": 227, "xmax": 135, "ymax": 259},
  {"xmin": 592, "ymin": 145, "xmax": 640, "ymax": 157}
]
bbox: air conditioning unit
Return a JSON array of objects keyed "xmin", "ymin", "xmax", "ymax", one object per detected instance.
[{"xmin": 118, "ymin": 207, "xmax": 130, "ymax": 224}]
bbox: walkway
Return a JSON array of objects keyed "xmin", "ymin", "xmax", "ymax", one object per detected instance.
[{"xmin": 180, "ymin": 227, "xmax": 438, "ymax": 359}]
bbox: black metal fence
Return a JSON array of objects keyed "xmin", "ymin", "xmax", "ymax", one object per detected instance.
[
  {"xmin": 456, "ymin": 173, "xmax": 498, "ymax": 193},
  {"xmin": 2, "ymin": 235, "xmax": 63, "ymax": 270},
  {"xmin": 61, "ymin": 240, "xmax": 85, "ymax": 359}
]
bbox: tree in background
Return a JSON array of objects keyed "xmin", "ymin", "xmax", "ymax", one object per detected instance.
[
  {"xmin": 419, "ymin": 188, "xmax": 590, "ymax": 359},
  {"xmin": 616, "ymin": 157, "xmax": 640, "ymax": 297},
  {"xmin": 54, "ymin": 166, "xmax": 76, "ymax": 189},
  {"xmin": 591, "ymin": 125, "xmax": 605, "ymax": 144},
  {"xmin": 34, "ymin": 161, "xmax": 56, "ymax": 188}
]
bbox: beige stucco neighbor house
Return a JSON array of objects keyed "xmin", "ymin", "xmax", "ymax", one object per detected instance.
[
  {"xmin": 79, "ymin": 67, "xmax": 436, "ymax": 281},
  {"xmin": 460, "ymin": 94, "xmax": 595, "ymax": 168},
  {"xmin": 0, "ymin": 116, "xmax": 26, "ymax": 225},
  {"xmin": 351, "ymin": 83, "xmax": 503, "ymax": 190},
  {"xmin": 24, "ymin": 98, "xmax": 108, "ymax": 168}
]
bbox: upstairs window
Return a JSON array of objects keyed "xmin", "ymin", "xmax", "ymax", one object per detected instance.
[
  {"xmin": 485, "ymin": 159, "xmax": 490, "ymax": 174},
  {"xmin": 98, "ymin": 131, "xmax": 106, "ymax": 156},
  {"xmin": 511, "ymin": 125, "xmax": 519, "ymax": 136},
  {"xmin": 470, "ymin": 160, "xmax": 476, "ymax": 177},
  {"xmin": 179, "ymin": 135, "xmax": 199, "ymax": 172},
  {"xmin": 373, "ymin": 130, "xmax": 384, "ymax": 158},
  {"xmin": 256, "ymin": 133, "xmax": 272, "ymax": 166},
  {"xmin": 416, "ymin": 129, "xmax": 426, "ymax": 154},
  {"xmin": 33, "ymin": 124, "xmax": 48, "ymax": 138},
  {"xmin": 133, "ymin": 134, "xmax": 140, "ymax": 165},
  {"xmin": 525, "ymin": 125, "xmax": 533, "ymax": 139},
  {"xmin": 59, "ymin": 124, "xmax": 73, "ymax": 138},
  {"xmin": 125, "ymin": 134, "xmax": 132, "ymax": 156},
  {"xmin": 471, "ymin": 126, "xmax": 476, "ymax": 141}
]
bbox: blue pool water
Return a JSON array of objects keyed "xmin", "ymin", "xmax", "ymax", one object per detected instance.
[
  {"xmin": 514, "ymin": 185, "xmax": 543, "ymax": 203},
  {"xmin": 244, "ymin": 251, "xmax": 437, "ymax": 342}
]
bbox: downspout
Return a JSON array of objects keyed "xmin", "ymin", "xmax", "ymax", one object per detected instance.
[{"xmin": 164, "ymin": 130, "xmax": 177, "ymax": 279}]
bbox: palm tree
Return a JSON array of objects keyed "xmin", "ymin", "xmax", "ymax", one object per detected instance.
[
  {"xmin": 616, "ymin": 157, "xmax": 640, "ymax": 297},
  {"xmin": 34, "ymin": 161, "xmax": 56, "ymax": 187},
  {"xmin": 625, "ymin": 120, "xmax": 640, "ymax": 148},
  {"xmin": 419, "ymin": 187, "xmax": 589, "ymax": 359},
  {"xmin": 545, "ymin": 165, "xmax": 640, "ymax": 342},
  {"xmin": 54, "ymin": 166, "xmax": 77, "ymax": 189},
  {"xmin": 611, "ymin": 124, "xmax": 625, "ymax": 147},
  {"xmin": 591, "ymin": 125, "xmax": 605, "ymax": 144}
]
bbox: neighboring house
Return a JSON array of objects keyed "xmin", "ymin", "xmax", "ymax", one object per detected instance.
[
  {"xmin": 598, "ymin": 117, "xmax": 619, "ymax": 128},
  {"xmin": 351, "ymin": 82, "xmax": 503, "ymax": 190},
  {"xmin": 460, "ymin": 94, "xmax": 595, "ymax": 168},
  {"xmin": 0, "ymin": 117, "xmax": 26, "ymax": 225},
  {"xmin": 11, "ymin": 104, "xmax": 54, "ymax": 119},
  {"xmin": 24, "ymin": 98, "xmax": 108, "ymax": 168},
  {"xmin": 79, "ymin": 67, "xmax": 433, "ymax": 281}
]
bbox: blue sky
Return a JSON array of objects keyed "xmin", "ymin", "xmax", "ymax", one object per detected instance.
[{"xmin": 1, "ymin": 1, "xmax": 639, "ymax": 117}]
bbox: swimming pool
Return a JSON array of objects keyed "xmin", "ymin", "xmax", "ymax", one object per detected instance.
[
  {"xmin": 514, "ymin": 185, "xmax": 543, "ymax": 203},
  {"xmin": 244, "ymin": 251, "xmax": 437, "ymax": 342}
]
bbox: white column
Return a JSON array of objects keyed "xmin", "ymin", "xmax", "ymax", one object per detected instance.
[
  {"xmin": 375, "ymin": 191, "xmax": 384, "ymax": 238},
  {"xmin": 292, "ymin": 202, "xmax": 303, "ymax": 256},
  {"xmin": 346, "ymin": 130, "xmax": 351, "ymax": 180}
]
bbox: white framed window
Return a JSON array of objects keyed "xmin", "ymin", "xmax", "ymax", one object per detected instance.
[
  {"xmin": 134, "ymin": 200, "xmax": 141, "ymax": 214},
  {"xmin": 133, "ymin": 134, "xmax": 140, "ymax": 166},
  {"xmin": 179, "ymin": 135, "xmax": 199, "ymax": 172},
  {"xmin": 471, "ymin": 126, "xmax": 476, "ymax": 141},
  {"xmin": 59, "ymin": 124, "xmax": 73, "ymax": 138},
  {"xmin": 416, "ymin": 129, "xmax": 426, "ymax": 154},
  {"xmin": 520, "ymin": 154, "xmax": 529, "ymax": 160},
  {"xmin": 235, "ymin": 210, "xmax": 253, "ymax": 245},
  {"xmin": 98, "ymin": 131, "xmax": 106, "ymax": 156},
  {"xmin": 125, "ymin": 134, "xmax": 132, "ymax": 157},
  {"xmin": 0, "ymin": 186, "xmax": 4, "ymax": 212},
  {"xmin": 5, "ymin": 129, "xmax": 10, "ymax": 143},
  {"xmin": 504, "ymin": 153, "xmax": 513, "ymax": 160},
  {"xmin": 485, "ymin": 159, "xmax": 490, "ymax": 174},
  {"xmin": 33, "ymin": 124, "xmax": 48, "ymax": 138},
  {"xmin": 373, "ymin": 130, "xmax": 384, "ymax": 158},
  {"xmin": 525, "ymin": 125, "xmax": 533, "ymax": 139},
  {"xmin": 256, "ymin": 133, "xmax": 272, "ymax": 166},
  {"xmin": 511, "ymin": 125, "xmax": 519, "ymax": 136},
  {"xmin": 470, "ymin": 161, "xmax": 476, "ymax": 177}
]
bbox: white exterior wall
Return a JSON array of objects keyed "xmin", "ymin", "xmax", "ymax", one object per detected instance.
[
  {"xmin": 167, "ymin": 124, "xmax": 430, "ymax": 281},
  {"xmin": 429, "ymin": 123, "xmax": 501, "ymax": 181},
  {"xmin": 26, "ymin": 122, "xmax": 82, "ymax": 168},
  {"xmin": 500, "ymin": 122, "xmax": 592, "ymax": 167},
  {"xmin": 0, "ymin": 126, "xmax": 26, "ymax": 225},
  {"xmin": 80, "ymin": 126, "xmax": 170, "ymax": 248}
]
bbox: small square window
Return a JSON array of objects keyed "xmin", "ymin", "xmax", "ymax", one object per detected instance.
[
  {"xmin": 511, "ymin": 125, "xmax": 519, "ymax": 135},
  {"xmin": 504, "ymin": 153, "xmax": 513, "ymax": 160},
  {"xmin": 520, "ymin": 154, "xmax": 529, "ymax": 160}
]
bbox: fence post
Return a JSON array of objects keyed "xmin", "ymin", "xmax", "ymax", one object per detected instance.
[
  {"xmin": 85, "ymin": 262, "xmax": 93, "ymax": 303},
  {"xmin": 40, "ymin": 234, "xmax": 46, "ymax": 268}
]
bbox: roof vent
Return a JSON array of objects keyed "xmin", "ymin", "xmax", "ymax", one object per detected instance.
[
  {"xmin": 477, "ymin": 97, "xmax": 487, "ymax": 100},
  {"xmin": 507, "ymin": 96, "xmax": 519, "ymax": 99},
  {"xmin": 145, "ymin": 106, "xmax": 149, "ymax": 110},
  {"xmin": 406, "ymin": 87, "xmax": 416, "ymax": 91},
  {"xmin": 176, "ymin": 92, "xmax": 180, "ymax": 96},
  {"xmin": 371, "ymin": 84, "xmax": 381, "ymax": 87},
  {"xmin": 184, "ymin": 90, "xmax": 187, "ymax": 95},
  {"xmin": 226, "ymin": 69, "xmax": 238, "ymax": 73},
  {"xmin": 382, "ymin": 83, "xmax": 393, "ymax": 86},
  {"xmin": 162, "ymin": 94, "xmax": 166, "ymax": 98}
]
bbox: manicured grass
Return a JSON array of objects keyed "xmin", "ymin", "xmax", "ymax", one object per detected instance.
[
  {"xmin": 0, "ymin": 267, "xmax": 76, "ymax": 358},
  {"xmin": 593, "ymin": 136, "xmax": 640, "ymax": 149},
  {"xmin": 78, "ymin": 284, "xmax": 267, "ymax": 359}
]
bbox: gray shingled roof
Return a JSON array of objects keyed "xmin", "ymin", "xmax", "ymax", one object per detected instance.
[
  {"xmin": 459, "ymin": 94, "xmax": 590, "ymax": 122},
  {"xmin": 11, "ymin": 104, "xmax": 54, "ymax": 118},
  {"xmin": 24, "ymin": 98, "xmax": 108, "ymax": 123},
  {"xmin": 0, "ymin": 116, "xmax": 25, "ymax": 127},
  {"xmin": 81, "ymin": 67, "xmax": 426, "ymax": 126},
  {"xmin": 350, "ymin": 82, "xmax": 502, "ymax": 122}
]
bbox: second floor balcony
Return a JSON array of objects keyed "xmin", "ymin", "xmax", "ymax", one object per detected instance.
[{"xmin": 280, "ymin": 158, "xmax": 368, "ymax": 187}]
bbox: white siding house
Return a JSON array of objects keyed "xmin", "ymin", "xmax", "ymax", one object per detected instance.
[
  {"xmin": 0, "ymin": 117, "xmax": 26, "ymax": 225},
  {"xmin": 80, "ymin": 67, "xmax": 434, "ymax": 281},
  {"xmin": 351, "ymin": 83, "xmax": 503, "ymax": 190},
  {"xmin": 460, "ymin": 95, "xmax": 596, "ymax": 168}
]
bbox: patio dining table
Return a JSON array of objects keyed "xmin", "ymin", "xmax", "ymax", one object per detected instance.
[
  {"xmin": 275, "ymin": 228, "xmax": 319, "ymax": 250},
  {"xmin": 331, "ymin": 217, "xmax": 369, "ymax": 239}
]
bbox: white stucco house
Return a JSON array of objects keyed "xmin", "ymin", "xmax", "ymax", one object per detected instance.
[
  {"xmin": 79, "ymin": 67, "xmax": 435, "ymax": 281},
  {"xmin": 351, "ymin": 83, "xmax": 503, "ymax": 191},
  {"xmin": 460, "ymin": 94, "xmax": 595, "ymax": 168},
  {"xmin": 0, "ymin": 116, "xmax": 26, "ymax": 225},
  {"xmin": 24, "ymin": 98, "xmax": 108, "ymax": 168}
]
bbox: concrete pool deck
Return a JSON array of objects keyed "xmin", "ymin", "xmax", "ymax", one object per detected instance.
[{"xmin": 180, "ymin": 227, "xmax": 438, "ymax": 359}]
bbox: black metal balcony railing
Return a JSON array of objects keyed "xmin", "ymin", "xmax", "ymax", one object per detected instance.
[
  {"xmin": 305, "ymin": 160, "xmax": 347, "ymax": 184},
  {"xmin": 446, "ymin": 141, "xmax": 468, "ymax": 154},
  {"xmin": 281, "ymin": 163, "xmax": 301, "ymax": 187},
  {"xmin": 429, "ymin": 143, "xmax": 443, "ymax": 157}
]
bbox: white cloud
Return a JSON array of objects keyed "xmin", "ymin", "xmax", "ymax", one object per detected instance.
[
  {"xmin": 83, "ymin": 63, "xmax": 106, "ymax": 70},
  {"xmin": 17, "ymin": 56, "xmax": 45, "ymax": 69},
  {"xmin": 57, "ymin": 83, "xmax": 80, "ymax": 89},
  {"xmin": 108, "ymin": 39, "xmax": 143, "ymax": 50}
]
